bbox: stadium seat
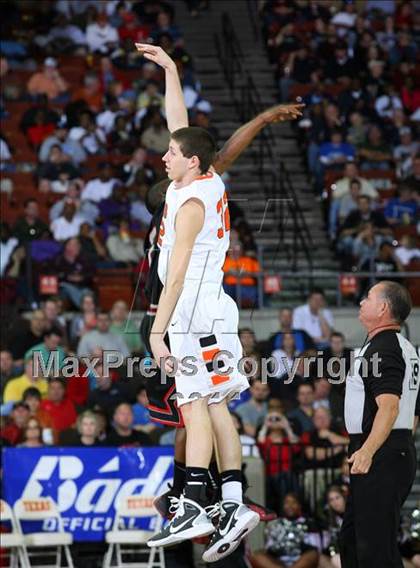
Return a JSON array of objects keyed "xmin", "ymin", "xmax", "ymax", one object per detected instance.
[
  {"xmin": 0, "ymin": 499, "xmax": 30, "ymax": 568},
  {"xmin": 103, "ymin": 495, "xmax": 165, "ymax": 568},
  {"xmin": 13, "ymin": 497, "xmax": 74, "ymax": 568},
  {"xmin": 94, "ymin": 268, "xmax": 136, "ymax": 310}
]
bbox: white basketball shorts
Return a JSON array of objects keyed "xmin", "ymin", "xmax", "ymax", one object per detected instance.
[{"xmin": 167, "ymin": 282, "xmax": 250, "ymax": 407}]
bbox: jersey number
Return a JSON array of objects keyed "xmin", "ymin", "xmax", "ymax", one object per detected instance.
[
  {"xmin": 410, "ymin": 360, "xmax": 419, "ymax": 390},
  {"xmin": 157, "ymin": 203, "xmax": 168, "ymax": 247},
  {"xmin": 216, "ymin": 192, "xmax": 231, "ymax": 239}
]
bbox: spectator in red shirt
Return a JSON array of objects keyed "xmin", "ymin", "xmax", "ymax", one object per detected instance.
[
  {"xmin": 40, "ymin": 377, "xmax": 77, "ymax": 433},
  {"xmin": 257, "ymin": 407, "xmax": 301, "ymax": 513},
  {"xmin": 0, "ymin": 402, "xmax": 30, "ymax": 446},
  {"xmin": 118, "ymin": 11, "xmax": 151, "ymax": 43}
]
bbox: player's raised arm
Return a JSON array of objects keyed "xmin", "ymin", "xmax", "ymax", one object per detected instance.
[
  {"xmin": 213, "ymin": 103, "xmax": 305, "ymax": 174},
  {"xmin": 135, "ymin": 43, "xmax": 188, "ymax": 133}
]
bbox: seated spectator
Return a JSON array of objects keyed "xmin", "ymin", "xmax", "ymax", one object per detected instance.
[
  {"xmin": 140, "ymin": 108, "xmax": 170, "ymax": 154},
  {"xmin": 394, "ymin": 235, "xmax": 420, "ymax": 267},
  {"xmin": 287, "ymin": 383, "xmax": 315, "ymax": 436},
  {"xmin": 0, "ymin": 222, "xmax": 18, "ymax": 278},
  {"xmin": 55, "ymin": 237, "xmax": 95, "ymax": 309},
  {"xmin": 87, "ymin": 363, "xmax": 128, "ymax": 419},
  {"xmin": 98, "ymin": 185, "xmax": 131, "ymax": 236},
  {"xmin": 120, "ymin": 147, "xmax": 155, "ymax": 186},
  {"xmin": 13, "ymin": 199, "xmax": 49, "ymax": 244},
  {"xmin": 331, "ymin": 162, "xmax": 378, "ymax": 201},
  {"xmin": 359, "ymin": 242, "xmax": 404, "ymax": 297},
  {"xmin": 137, "ymin": 80, "xmax": 164, "ymax": 112},
  {"xmin": 26, "ymin": 108, "xmax": 57, "ymax": 149},
  {"xmin": 50, "ymin": 180, "xmax": 99, "ymax": 225},
  {"xmin": 231, "ymin": 411, "xmax": 260, "ymax": 458},
  {"xmin": 7, "ymin": 310, "xmax": 47, "ymax": 365},
  {"xmin": 110, "ymin": 300, "xmax": 143, "ymax": 354},
  {"xmin": 73, "ymin": 71, "xmax": 104, "ymax": 113},
  {"xmin": 269, "ymin": 308, "xmax": 315, "ymax": 354},
  {"xmin": 69, "ymin": 292, "xmax": 97, "ymax": 346},
  {"xmin": 74, "ymin": 410, "xmax": 101, "ymax": 447},
  {"xmin": 0, "ymin": 350, "xmax": 20, "ymax": 398},
  {"xmin": 130, "ymin": 180, "xmax": 153, "ymax": 228},
  {"xmin": 39, "ymin": 117, "xmax": 87, "ymax": 165},
  {"xmin": 105, "ymin": 402, "xmax": 152, "ymax": 447},
  {"xmin": 79, "ymin": 222, "xmax": 108, "ymax": 264},
  {"xmin": 3, "ymin": 357, "xmax": 48, "ymax": 406},
  {"xmin": 292, "ymin": 289, "xmax": 334, "ymax": 349},
  {"xmin": 77, "ymin": 311, "xmax": 130, "ymax": 359},
  {"xmin": 324, "ymin": 41, "xmax": 357, "ymax": 82},
  {"xmin": 252, "ymin": 493, "xmax": 319, "ymax": 568},
  {"xmin": 320, "ymin": 332, "xmax": 351, "ymax": 415},
  {"xmin": 0, "ymin": 402, "xmax": 30, "ymax": 446},
  {"xmin": 358, "ymin": 125, "xmax": 393, "ymax": 171},
  {"xmin": 118, "ymin": 11, "xmax": 151, "ymax": 44},
  {"xmin": 42, "ymin": 297, "xmax": 68, "ymax": 339},
  {"xmin": 24, "ymin": 327, "xmax": 66, "ymax": 374},
  {"xmin": 272, "ymin": 332, "xmax": 299, "ymax": 378},
  {"xmin": 106, "ymin": 219, "xmax": 144, "ymax": 265},
  {"xmin": 404, "ymin": 154, "xmax": 420, "ymax": 190},
  {"xmin": 257, "ymin": 408, "xmax": 300, "ymax": 512},
  {"xmin": 313, "ymin": 378, "xmax": 332, "ymax": 411},
  {"xmin": 319, "ymin": 131, "xmax": 355, "ymax": 170},
  {"xmin": 337, "ymin": 195, "xmax": 392, "ymax": 266},
  {"xmin": 109, "ymin": 114, "xmax": 136, "ymax": 155},
  {"xmin": 192, "ymin": 108, "xmax": 219, "ymax": 144},
  {"xmin": 320, "ymin": 485, "xmax": 347, "ymax": 568},
  {"xmin": 346, "ymin": 111, "xmax": 367, "ymax": 148},
  {"xmin": 151, "ymin": 10, "xmax": 183, "ymax": 44},
  {"xmin": 236, "ymin": 378, "xmax": 269, "ymax": 438},
  {"xmin": 27, "ymin": 57, "xmax": 69, "ymax": 102},
  {"xmin": 40, "ymin": 378, "xmax": 77, "ymax": 433},
  {"xmin": 86, "ymin": 12, "xmax": 119, "ymax": 54},
  {"xmin": 37, "ymin": 145, "xmax": 80, "ymax": 192},
  {"xmin": 132, "ymin": 384, "xmax": 161, "ymax": 435},
  {"xmin": 34, "ymin": 12, "xmax": 87, "ymax": 55},
  {"xmin": 393, "ymin": 128, "xmax": 419, "ymax": 175},
  {"xmin": 302, "ymin": 407, "xmax": 348, "ymax": 511},
  {"xmin": 50, "ymin": 200, "xmax": 87, "ymax": 241},
  {"xmin": 384, "ymin": 184, "xmax": 418, "ymax": 226},
  {"xmin": 17, "ymin": 417, "xmax": 44, "ymax": 448},
  {"xmin": 223, "ymin": 229, "xmax": 261, "ymax": 306},
  {"xmin": 82, "ymin": 163, "xmax": 119, "ymax": 203},
  {"xmin": 22, "ymin": 386, "xmax": 53, "ymax": 439},
  {"xmin": 68, "ymin": 110, "xmax": 107, "ymax": 155}
]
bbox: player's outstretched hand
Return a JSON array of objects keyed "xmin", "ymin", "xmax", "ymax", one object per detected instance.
[
  {"xmin": 260, "ymin": 103, "xmax": 305, "ymax": 124},
  {"xmin": 135, "ymin": 43, "xmax": 174, "ymax": 70}
]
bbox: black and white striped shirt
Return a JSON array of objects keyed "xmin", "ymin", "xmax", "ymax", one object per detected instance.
[{"xmin": 345, "ymin": 330, "xmax": 420, "ymax": 435}]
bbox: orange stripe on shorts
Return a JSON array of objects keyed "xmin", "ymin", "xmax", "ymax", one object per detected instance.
[
  {"xmin": 202, "ymin": 348, "xmax": 220, "ymax": 362},
  {"xmin": 211, "ymin": 374, "xmax": 230, "ymax": 386}
]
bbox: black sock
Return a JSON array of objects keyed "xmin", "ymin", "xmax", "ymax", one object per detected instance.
[
  {"xmin": 172, "ymin": 460, "xmax": 186, "ymax": 494},
  {"xmin": 184, "ymin": 467, "xmax": 208, "ymax": 506}
]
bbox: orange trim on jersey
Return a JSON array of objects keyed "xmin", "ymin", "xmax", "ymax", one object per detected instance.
[
  {"xmin": 211, "ymin": 374, "xmax": 231, "ymax": 386},
  {"xmin": 203, "ymin": 348, "xmax": 220, "ymax": 362},
  {"xmin": 195, "ymin": 172, "xmax": 214, "ymax": 181}
]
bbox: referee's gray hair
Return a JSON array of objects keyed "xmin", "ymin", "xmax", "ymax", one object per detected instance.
[{"xmin": 379, "ymin": 281, "xmax": 412, "ymax": 324}]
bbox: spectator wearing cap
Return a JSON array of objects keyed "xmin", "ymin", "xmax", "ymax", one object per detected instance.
[
  {"xmin": 106, "ymin": 219, "xmax": 144, "ymax": 265},
  {"xmin": 0, "ymin": 402, "xmax": 30, "ymax": 446},
  {"xmin": 55, "ymin": 237, "xmax": 95, "ymax": 309},
  {"xmin": 39, "ymin": 117, "xmax": 87, "ymax": 165},
  {"xmin": 50, "ymin": 200, "xmax": 87, "ymax": 241},
  {"xmin": 105, "ymin": 402, "xmax": 152, "ymax": 447},
  {"xmin": 81, "ymin": 163, "xmax": 119, "ymax": 202},
  {"xmin": 292, "ymin": 289, "xmax": 334, "ymax": 349},
  {"xmin": 140, "ymin": 108, "xmax": 170, "ymax": 154},
  {"xmin": 7, "ymin": 310, "xmax": 47, "ymax": 365},
  {"xmin": 384, "ymin": 184, "xmax": 418, "ymax": 226},
  {"xmin": 86, "ymin": 12, "xmax": 119, "ymax": 54},
  {"xmin": 27, "ymin": 58, "xmax": 69, "ymax": 102},
  {"xmin": 24, "ymin": 327, "xmax": 66, "ymax": 374},
  {"xmin": 12, "ymin": 198, "xmax": 49, "ymax": 245},
  {"xmin": 40, "ymin": 378, "xmax": 77, "ymax": 433},
  {"xmin": 77, "ymin": 311, "xmax": 130, "ymax": 359},
  {"xmin": 3, "ymin": 358, "xmax": 48, "ymax": 404}
]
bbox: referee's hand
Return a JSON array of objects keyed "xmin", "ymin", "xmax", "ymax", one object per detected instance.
[{"xmin": 348, "ymin": 448, "xmax": 373, "ymax": 474}]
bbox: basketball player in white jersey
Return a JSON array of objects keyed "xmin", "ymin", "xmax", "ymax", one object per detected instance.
[{"xmin": 135, "ymin": 43, "xmax": 264, "ymax": 562}]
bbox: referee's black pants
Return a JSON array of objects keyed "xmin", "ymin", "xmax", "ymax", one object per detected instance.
[{"xmin": 340, "ymin": 430, "xmax": 417, "ymax": 568}]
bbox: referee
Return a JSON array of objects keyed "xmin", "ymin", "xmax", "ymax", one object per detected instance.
[{"xmin": 340, "ymin": 281, "xmax": 420, "ymax": 568}]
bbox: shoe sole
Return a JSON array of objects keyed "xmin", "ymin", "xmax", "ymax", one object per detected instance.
[
  {"xmin": 202, "ymin": 510, "xmax": 260, "ymax": 563},
  {"xmin": 147, "ymin": 522, "xmax": 215, "ymax": 548}
]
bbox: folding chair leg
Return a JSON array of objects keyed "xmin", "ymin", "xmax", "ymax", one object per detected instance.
[
  {"xmin": 147, "ymin": 546, "xmax": 156, "ymax": 568},
  {"xmin": 116, "ymin": 544, "xmax": 123, "ymax": 568},
  {"xmin": 102, "ymin": 544, "xmax": 114, "ymax": 568},
  {"xmin": 57, "ymin": 545, "xmax": 62, "ymax": 567},
  {"xmin": 17, "ymin": 546, "xmax": 30, "ymax": 568},
  {"xmin": 9, "ymin": 548, "xmax": 17, "ymax": 568},
  {"xmin": 64, "ymin": 545, "xmax": 74, "ymax": 568},
  {"xmin": 159, "ymin": 546, "xmax": 165, "ymax": 568}
]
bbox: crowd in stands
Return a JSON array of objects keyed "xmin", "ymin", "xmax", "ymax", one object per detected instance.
[{"xmin": 259, "ymin": 0, "xmax": 419, "ymax": 299}]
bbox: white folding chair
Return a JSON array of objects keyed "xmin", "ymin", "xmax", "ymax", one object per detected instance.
[
  {"xmin": 103, "ymin": 495, "xmax": 165, "ymax": 568},
  {"xmin": 13, "ymin": 498, "xmax": 74, "ymax": 568},
  {"xmin": 0, "ymin": 499, "xmax": 30, "ymax": 568}
]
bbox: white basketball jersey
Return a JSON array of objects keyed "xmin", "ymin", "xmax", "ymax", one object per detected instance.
[{"xmin": 157, "ymin": 171, "xmax": 230, "ymax": 287}]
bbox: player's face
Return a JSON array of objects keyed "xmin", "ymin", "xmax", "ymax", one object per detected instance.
[{"xmin": 162, "ymin": 139, "xmax": 190, "ymax": 182}]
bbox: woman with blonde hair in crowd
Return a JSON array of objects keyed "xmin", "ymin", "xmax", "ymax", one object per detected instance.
[{"xmin": 76, "ymin": 410, "xmax": 101, "ymax": 447}]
